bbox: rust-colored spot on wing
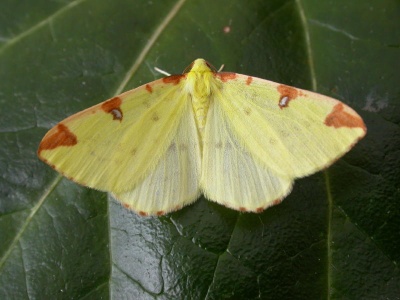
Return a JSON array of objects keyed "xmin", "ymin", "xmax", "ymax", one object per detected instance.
[
  {"xmin": 67, "ymin": 175, "xmax": 75, "ymax": 182},
  {"xmin": 277, "ymin": 85, "xmax": 300, "ymax": 109},
  {"xmin": 123, "ymin": 203, "xmax": 131, "ymax": 209},
  {"xmin": 324, "ymin": 103, "xmax": 366, "ymax": 131},
  {"xmin": 163, "ymin": 74, "xmax": 184, "ymax": 85},
  {"xmin": 246, "ymin": 76, "xmax": 253, "ymax": 85},
  {"xmin": 156, "ymin": 210, "xmax": 165, "ymax": 216},
  {"xmin": 256, "ymin": 207, "xmax": 264, "ymax": 213},
  {"xmin": 145, "ymin": 84, "xmax": 153, "ymax": 93},
  {"xmin": 101, "ymin": 96, "xmax": 123, "ymax": 121},
  {"xmin": 272, "ymin": 198, "xmax": 282, "ymax": 206},
  {"xmin": 38, "ymin": 124, "xmax": 77, "ymax": 154},
  {"xmin": 139, "ymin": 211, "xmax": 148, "ymax": 217},
  {"xmin": 239, "ymin": 207, "xmax": 247, "ymax": 212},
  {"xmin": 217, "ymin": 72, "xmax": 237, "ymax": 82},
  {"xmin": 48, "ymin": 162, "xmax": 57, "ymax": 169}
]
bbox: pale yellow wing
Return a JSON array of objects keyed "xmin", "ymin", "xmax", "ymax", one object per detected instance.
[
  {"xmin": 213, "ymin": 73, "xmax": 366, "ymax": 178},
  {"xmin": 113, "ymin": 101, "xmax": 201, "ymax": 216},
  {"xmin": 38, "ymin": 76, "xmax": 189, "ymax": 193},
  {"xmin": 201, "ymin": 98, "xmax": 293, "ymax": 212}
]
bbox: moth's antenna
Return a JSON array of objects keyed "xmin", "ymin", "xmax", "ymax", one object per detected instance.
[
  {"xmin": 154, "ymin": 67, "xmax": 171, "ymax": 76},
  {"xmin": 217, "ymin": 64, "xmax": 225, "ymax": 72}
]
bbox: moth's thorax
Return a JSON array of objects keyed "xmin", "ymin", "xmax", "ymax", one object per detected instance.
[{"xmin": 184, "ymin": 59, "xmax": 221, "ymax": 143}]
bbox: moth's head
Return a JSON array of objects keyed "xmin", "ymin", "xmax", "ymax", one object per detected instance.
[{"xmin": 184, "ymin": 59, "xmax": 216, "ymax": 74}]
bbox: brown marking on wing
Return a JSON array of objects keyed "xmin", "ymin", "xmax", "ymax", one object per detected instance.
[
  {"xmin": 324, "ymin": 103, "xmax": 366, "ymax": 131},
  {"xmin": 163, "ymin": 74, "xmax": 184, "ymax": 85},
  {"xmin": 139, "ymin": 211, "xmax": 148, "ymax": 217},
  {"xmin": 256, "ymin": 207, "xmax": 264, "ymax": 213},
  {"xmin": 101, "ymin": 96, "xmax": 123, "ymax": 121},
  {"xmin": 38, "ymin": 124, "xmax": 77, "ymax": 154},
  {"xmin": 145, "ymin": 84, "xmax": 153, "ymax": 93},
  {"xmin": 156, "ymin": 210, "xmax": 165, "ymax": 216},
  {"xmin": 123, "ymin": 203, "xmax": 131, "ymax": 209},
  {"xmin": 277, "ymin": 85, "xmax": 300, "ymax": 109},
  {"xmin": 246, "ymin": 76, "xmax": 253, "ymax": 85},
  {"xmin": 217, "ymin": 72, "xmax": 237, "ymax": 82},
  {"xmin": 239, "ymin": 207, "xmax": 247, "ymax": 212},
  {"xmin": 272, "ymin": 198, "xmax": 282, "ymax": 206}
]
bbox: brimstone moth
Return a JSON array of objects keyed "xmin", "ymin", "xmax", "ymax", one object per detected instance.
[{"xmin": 38, "ymin": 59, "xmax": 366, "ymax": 216}]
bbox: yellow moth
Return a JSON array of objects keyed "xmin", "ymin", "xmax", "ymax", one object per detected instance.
[{"xmin": 38, "ymin": 59, "xmax": 366, "ymax": 216}]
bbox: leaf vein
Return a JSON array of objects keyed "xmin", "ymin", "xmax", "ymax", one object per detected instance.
[{"xmin": 0, "ymin": 0, "xmax": 87, "ymax": 55}]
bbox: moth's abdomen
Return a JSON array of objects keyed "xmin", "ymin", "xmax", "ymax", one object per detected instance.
[
  {"xmin": 185, "ymin": 62, "xmax": 221, "ymax": 145},
  {"xmin": 192, "ymin": 95, "xmax": 210, "ymax": 142}
]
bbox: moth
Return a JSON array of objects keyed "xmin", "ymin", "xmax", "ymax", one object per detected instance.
[{"xmin": 38, "ymin": 59, "xmax": 366, "ymax": 216}]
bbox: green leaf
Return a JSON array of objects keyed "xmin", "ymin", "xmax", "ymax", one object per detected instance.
[{"xmin": 1, "ymin": 0, "xmax": 399, "ymax": 299}]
